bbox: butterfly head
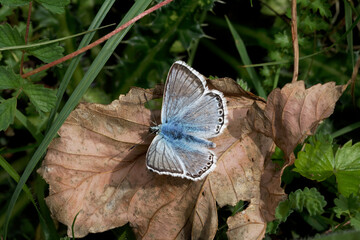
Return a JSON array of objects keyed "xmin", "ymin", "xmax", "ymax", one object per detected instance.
[{"xmin": 149, "ymin": 125, "xmax": 161, "ymax": 135}]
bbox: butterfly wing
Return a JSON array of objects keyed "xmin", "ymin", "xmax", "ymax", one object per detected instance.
[
  {"xmin": 180, "ymin": 89, "xmax": 227, "ymax": 139},
  {"xmin": 146, "ymin": 135, "xmax": 216, "ymax": 180},
  {"xmin": 147, "ymin": 61, "xmax": 227, "ymax": 181},
  {"xmin": 162, "ymin": 61, "xmax": 227, "ymax": 139},
  {"xmin": 146, "ymin": 135, "xmax": 184, "ymax": 176},
  {"xmin": 161, "ymin": 61, "xmax": 208, "ymax": 124}
]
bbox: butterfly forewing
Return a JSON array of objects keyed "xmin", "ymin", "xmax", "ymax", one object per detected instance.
[{"xmin": 161, "ymin": 61, "xmax": 207, "ymax": 124}]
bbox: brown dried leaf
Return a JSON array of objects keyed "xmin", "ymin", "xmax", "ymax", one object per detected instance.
[
  {"xmin": 248, "ymin": 80, "xmax": 348, "ymax": 158},
  {"xmin": 38, "ymin": 78, "xmax": 285, "ymax": 239}
]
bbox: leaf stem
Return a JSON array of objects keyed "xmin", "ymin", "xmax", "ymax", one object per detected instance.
[{"xmin": 21, "ymin": 0, "xmax": 174, "ymax": 79}]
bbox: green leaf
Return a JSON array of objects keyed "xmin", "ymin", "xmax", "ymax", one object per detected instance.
[
  {"xmin": 335, "ymin": 141, "xmax": 360, "ymax": 197},
  {"xmin": 351, "ymin": 213, "xmax": 360, "ymax": 230},
  {"xmin": 294, "ymin": 138, "xmax": 334, "ymax": 181},
  {"xmin": 295, "ymin": 139, "xmax": 360, "ymax": 197},
  {"xmin": 0, "ymin": 23, "xmax": 25, "ymax": 48},
  {"xmin": 0, "ymin": 5, "xmax": 14, "ymax": 21},
  {"xmin": 22, "ymin": 82, "xmax": 57, "ymax": 112},
  {"xmin": 310, "ymin": 0, "xmax": 331, "ymax": 18},
  {"xmin": 275, "ymin": 199, "xmax": 293, "ymax": 222},
  {"xmin": 266, "ymin": 220, "xmax": 280, "ymax": 234},
  {"xmin": 0, "ymin": 0, "xmax": 30, "ymax": 7},
  {"xmin": 334, "ymin": 194, "xmax": 360, "ymax": 218},
  {"xmin": 35, "ymin": 0, "xmax": 70, "ymax": 14},
  {"xmin": 0, "ymin": 66, "xmax": 23, "ymax": 90},
  {"xmin": 274, "ymin": 31, "xmax": 291, "ymax": 48},
  {"xmin": 0, "ymin": 97, "xmax": 17, "ymax": 131},
  {"xmin": 27, "ymin": 41, "xmax": 64, "ymax": 63},
  {"xmin": 289, "ymin": 187, "xmax": 327, "ymax": 216}
]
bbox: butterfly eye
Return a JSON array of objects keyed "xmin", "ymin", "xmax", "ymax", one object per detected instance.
[
  {"xmin": 218, "ymin": 109, "xmax": 223, "ymax": 116},
  {"xmin": 218, "ymin": 117, "xmax": 223, "ymax": 124}
]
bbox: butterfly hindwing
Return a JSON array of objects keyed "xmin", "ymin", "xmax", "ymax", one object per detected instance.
[
  {"xmin": 179, "ymin": 90, "xmax": 227, "ymax": 138},
  {"xmin": 146, "ymin": 135, "xmax": 184, "ymax": 175},
  {"xmin": 146, "ymin": 135, "xmax": 216, "ymax": 180}
]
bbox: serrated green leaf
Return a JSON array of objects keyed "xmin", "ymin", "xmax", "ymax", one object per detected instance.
[
  {"xmin": 22, "ymin": 83, "xmax": 57, "ymax": 112},
  {"xmin": 351, "ymin": 213, "xmax": 360, "ymax": 230},
  {"xmin": 334, "ymin": 194, "xmax": 360, "ymax": 218},
  {"xmin": 266, "ymin": 220, "xmax": 280, "ymax": 234},
  {"xmin": 0, "ymin": 5, "xmax": 13, "ymax": 22},
  {"xmin": 27, "ymin": 41, "xmax": 64, "ymax": 63},
  {"xmin": 0, "ymin": 0, "xmax": 30, "ymax": 7},
  {"xmin": 275, "ymin": 199, "xmax": 293, "ymax": 222},
  {"xmin": 294, "ymin": 139, "xmax": 334, "ymax": 181},
  {"xmin": 0, "ymin": 66, "xmax": 23, "ymax": 90},
  {"xmin": 274, "ymin": 31, "xmax": 291, "ymax": 48},
  {"xmin": 0, "ymin": 97, "xmax": 17, "ymax": 131},
  {"xmin": 298, "ymin": 0, "xmax": 310, "ymax": 7},
  {"xmin": 35, "ymin": 0, "xmax": 70, "ymax": 14},
  {"xmin": 0, "ymin": 23, "xmax": 25, "ymax": 48},
  {"xmin": 335, "ymin": 141, "xmax": 360, "ymax": 197},
  {"xmin": 289, "ymin": 187, "xmax": 326, "ymax": 216},
  {"xmin": 295, "ymin": 139, "xmax": 360, "ymax": 197},
  {"xmin": 311, "ymin": 0, "xmax": 331, "ymax": 18}
]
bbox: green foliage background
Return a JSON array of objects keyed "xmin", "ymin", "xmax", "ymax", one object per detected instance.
[{"xmin": 0, "ymin": 0, "xmax": 360, "ymax": 239}]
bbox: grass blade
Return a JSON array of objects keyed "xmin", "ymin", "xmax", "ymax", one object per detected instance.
[
  {"xmin": 0, "ymin": 155, "xmax": 58, "ymax": 239},
  {"xmin": 2, "ymin": 1, "xmax": 152, "ymax": 238},
  {"xmin": 226, "ymin": 16, "xmax": 266, "ymax": 98},
  {"xmin": 46, "ymin": 0, "xmax": 116, "ymax": 132},
  {"xmin": 344, "ymin": 1, "xmax": 354, "ymax": 68}
]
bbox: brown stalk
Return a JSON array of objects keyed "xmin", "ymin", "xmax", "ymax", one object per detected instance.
[
  {"xmin": 21, "ymin": 0, "xmax": 174, "ymax": 79},
  {"xmin": 291, "ymin": 0, "xmax": 299, "ymax": 83}
]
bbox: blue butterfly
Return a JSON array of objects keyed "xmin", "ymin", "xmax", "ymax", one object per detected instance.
[{"xmin": 146, "ymin": 61, "xmax": 228, "ymax": 181}]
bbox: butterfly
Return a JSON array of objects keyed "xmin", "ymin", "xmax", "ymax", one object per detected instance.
[{"xmin": 146, "ymin": 61, "xmax": 228, "ymax": 181}]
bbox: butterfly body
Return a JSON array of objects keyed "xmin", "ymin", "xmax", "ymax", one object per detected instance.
[
  {"xmin": 146, "ymin": 61, "xmax": 228, "ymax": 181},
  {"xmin": 158, "ymin": 122, "xmax": 216, "ymax": 150}
]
